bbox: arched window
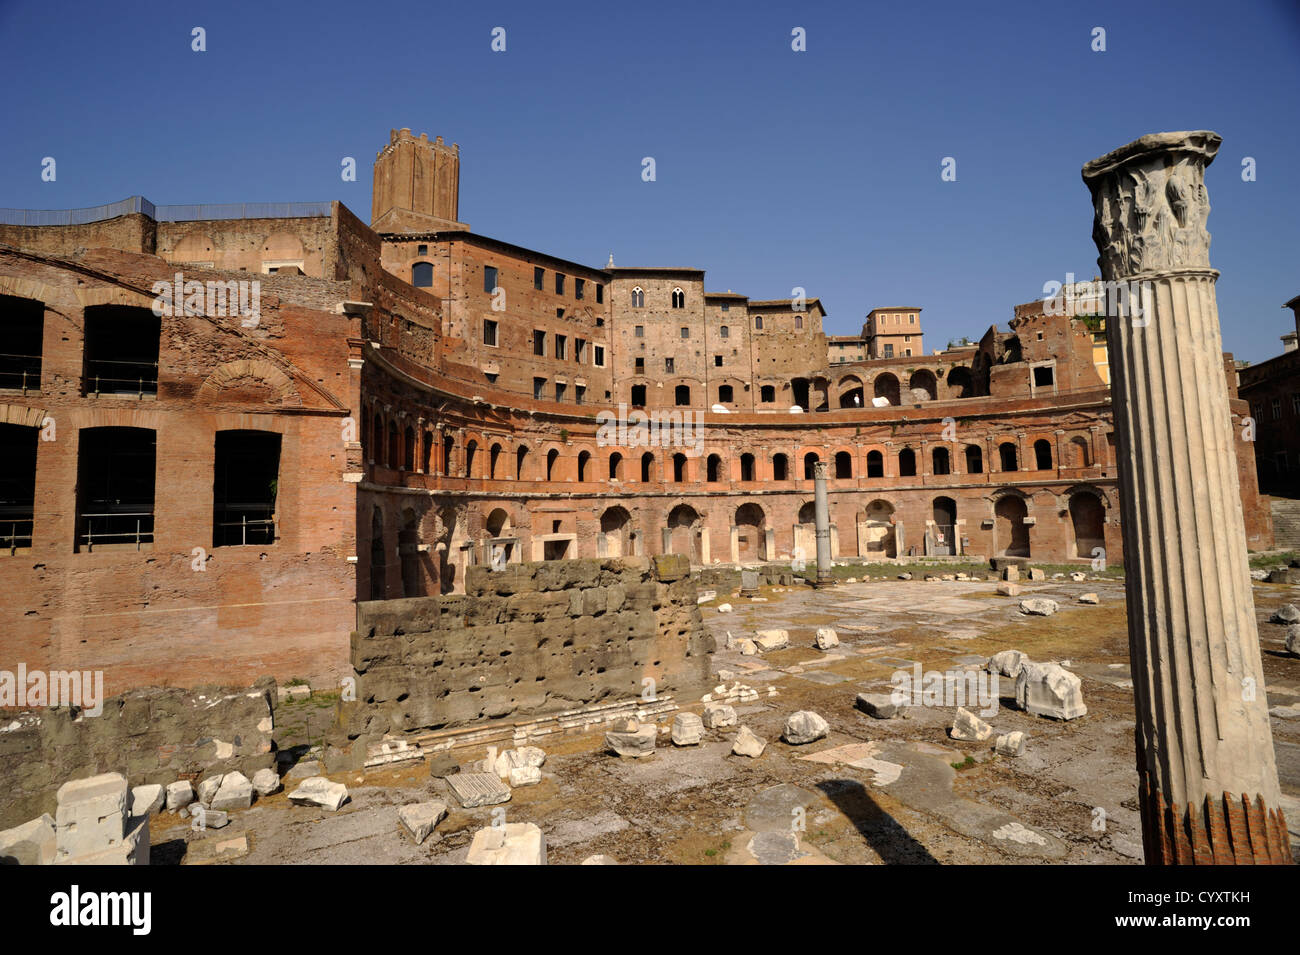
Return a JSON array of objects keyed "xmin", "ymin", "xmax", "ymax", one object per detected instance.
[
  {"xmin": 761, "ymin": 385, "xmax": 776, "ymax": 402},
  {"xmin": 641, "ymin": 452, "xmax": 654, "ymax": 482},
  {"xmin": 631, "ymin": 384, "xmax": 647, "ymax": 407},
  {"xmin": 631, "ymin": 286, "xmax": 645, "ymax": 308},
  {"xmin": 516, "ymin": 445, "xmax": 529, "ymax": 479},
  {"xmin": 671, "ymin": 287, "xmax": 685, "ymax": 309},
  {"xmin": 443, "ymin": 432, "xmax": 454, "ymax": 473},
  {"xmin": 675, "ymin": 384, "xmax": 691, "ymax": 406},
  {"xmin": 609, "ymin": 452, "xmax": 623, "ymax": 480},
  {"xmin": 370, "ymin": 413, "xmax": 382, "ymax": 463},
  {"xmin": 577, "ymin": 450, "xmax": 591, "ymax": 482},
  {"xmin": 411, "ymin": 262, "xmax": 433, "ymax": 288},
  {"xmin": 999, "ymin": 442, "xmax": 1018, "ymax": 472},
  {"xmin": 421, "ymin": 430, "xmax": 432, "ymax": 473},
  {"xmin": 463, "ymin": 439, "xmax": 476, "ymax": 478},
  {"xmin": 387, "ymin": 420, "xmax": 399, "ymax": 469},
  {"xmin": 741, "ymin": 453, "xmax": 755, "ymax": 482},
  {"xmin": 546, "ymin": 448, "xmax": 559, "ymax": 481},
  {"xmin": 932, "ymin": 446, "xmax": 950, "ymax": 476},
  {"xmin": 867, "ymin": 450, "xmax": 884, "ymax": 478},
  {"xmin": 1034, "ymin": 439, "xmax": 1053, "ymax": 470},
  {"xmin": 965, "ymin": 445, "xmax": 983, "ymax": 474},
  {"xmin": 707, "ymin": 454, "xmax": 722, "ymax": 482},
  {"xmin": 673, "ymin": 453, "xmax": 686, "ymax": 482},
  {"xmin": 489, "ymin": 443, "xmax": 501, "ymax": 479},
  {"xmin": 899, "ymin": 448, "xmax": 916, "ymax": 477},
  {"xmin": 720, "ymin": 326, "xmax": 729, "ymax": 339},
  {"xmin": 718, "ymin": 384, "xmax": 734, "ymax": 403},
  {"xmin": 835, "ymin": 451, "xmax": 852, "ymax": 479},
  {"xmin": 804, "ymin": 452, "xmax": 820, "ymax": 479},
  {"xmin": 772, "ymin": 453, "xmax": 789, "ymax": 481}
]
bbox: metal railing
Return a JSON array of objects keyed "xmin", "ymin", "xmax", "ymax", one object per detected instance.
[
  {"xmin": 214, "ymin": 505, "xmax": 277, "ymax": 546},
  {"xmin": 0, "ymin": 196, "xmax": 331, "ymax": 226},
  {"xmin": 83, "ymin": 358, "xmax": 158, "ymax": 397},
  {"xmin": 78, "ymin": 511, "xmax": 153, "ymax": 550},
  {"xmin": 0, "ymin": 354, "xmax": 41, "ymax": 392},
  {"xmin": 0, "ymin": 516, "xmax": 33, "ymax": 554}
]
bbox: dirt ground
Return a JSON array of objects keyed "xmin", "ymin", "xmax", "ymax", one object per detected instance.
[{"xmin": 153, "ymin": 568, "xmax": 1300, "ymax": 865}]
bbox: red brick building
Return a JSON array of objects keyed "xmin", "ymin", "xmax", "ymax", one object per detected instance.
[{"xmin": 0, "ymin": 129, "xmax": 1271, "ymax": 692}]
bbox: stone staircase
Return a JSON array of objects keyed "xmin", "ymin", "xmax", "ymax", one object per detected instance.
[{"xmin": 1271, "ymin": 498, "xmax": 1300, "ymax": 551}]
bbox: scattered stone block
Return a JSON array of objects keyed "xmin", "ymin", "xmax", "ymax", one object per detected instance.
[
  {"xmin": 986, "ymin": 649, "xmax": 1027, "ymax": 679},
  {"xmin": 189, "ymin": 806, "xmax": 229, "ymax": 830},
  {"xmin": 605, "ymin": 722, "xmax": 657, "ymax": 758},
  {"xmin": 736, "ymin": 638, "xmax": 759, "ymax": 656},
  {"xmin": 0, "ymin": 813, "xmax": 56, "ymax": 865},
  {"xmin": 446, "ymin": 772, "xmax": 511, "ymax": 808},
  {"xmin": 856, "ymin": 692, "xmax": 905, "ymax": 719},
  {"xmin": 1250, "ymin": 569, "xmax": 1269, "ymax": 581},
  {"xmin": 287, "ymin": 776, "xmax": 351, "ymax": 811},
  {"xmin": 702, "ymin": 703, "xmax": 738, "ymax": 728},
  {"xmin": 466, "ymin": 822, "xmax": 546, "ymax": 865},
  {"xmin": 1003, "ymin": 566, "xmax": 1020, "ymax": 582},
  {"xmin": 898, "ymin": 572, "xmax": 912, "ymax": 580},
  {"xmin": 55, "ymin": 772, "xmax": 128, "ymax": 861},
  {"xmin": 951, "ymin": 707, "xmax": 993, "ymax": 741},
  {"xmin": 165, "ymin": 780, "xmax": 194, "ymax": 812},
  {"xmin": 1287, "ymin": 625, "xmax": 1300, "ymax": 658},
  {"xmin": 251, "ymin": 768, "xmax": 282, "ymax": 796},
  {"xmin": 697, "ymin": 590, "xmax": 717, "ymax": 604},
  {"xmin": 1016, "ymin": 661, "xmax": 1087, "ymax": 720},
  {"xmin": 1269, "ymin": 568, "xmax": 1299, "ymax": 584},
  {"xmin": 1027, "ymin": 568, "xmax": 1045, "ymax": 581},
  {"xmin": 782, "ymin": 710, "xmax": 829, "ymax": 745},
  {"xmin": 1078, "ymin": 593, "xmax": 1099, "ymax": 605},
  {"xmin": 814, "ymin": 628, "xmax": 839, "ymax": 649},
  {"xmin": 716, "ymin": 603, "xmax": 733, "ymax": 613},
  {"xmin": 509, "ymin": 766, "xmax": 542, "ymax": 787},
  {"xmin": 732, "ymin": 725, "xmax": 767, "ymax": 758},
  {"xmin": 210, "ymin": 771, "xmax": 254, "ymax": 811},
  {"xmin": 196, "ymin": 774, "xmax": 224, "ymax": 806},
  {"xmin": 398, "ymin": 801, "xmax": 448, "ymax": 845},
  {"xmin": 671, "ymin": 712, "xmax": 705, "ymax": 746},
  {"xmin": 1270, "ymin": 604, "xmax": 1300, "ymax": 625},
  {"xmin": 995, "ymin": 731, "xmax": 1027, "ymax": 757},
  {"xmin": 997, "ymin": 582, "xmax": 1020, "ymax": 596},
  {"xmin": 284, "ymin": 760, "xmax": 321, "ymax": 781},
  {"xmin": 754, "ymin": 629, "xmax": 790, "ymax": 651},
  {"xmin": 1019, "ymin": 597, "xmax": 1059, "ymax": 616},
  {"xmin": 130, "ymin": 784, "xmax": 165, "ymax": 818},
  {"xmin": 492, "ymin": 745, "xmax": 547, "ymax": 778}
]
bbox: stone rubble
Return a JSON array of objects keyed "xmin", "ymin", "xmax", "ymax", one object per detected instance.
[
  {"xmin": 252, "ymin": 768, "xmax": 283, "ymax": 796},
  {"xmin": 130, "ymin": 784, "xmax": 165, "ymax": 818},
  {"xmin": 287, "ymin": 776, "xmax": 351, "ymax": 811},
  {"xmin": 165, "ymin": 780, "xmax": 194, "ymax": 812},
  {"xmin": 814, "ymin": 628, "xmax": 839, "ymax": 650},
  {"xmin": 466, "ymin": 822, "xmax": 547, "ymax": 865},
  {"xmin": 986, "ymin": 649, "xmax": 1027, "ymax": 680},
  {"xmin": 732, "ymin": 725, "xmax": 767, "ymax": 758},
  {"xmin": 1019, "ymin": 597, "xmax": 1060, "ymax": 616},
  {"xmin": 951, "ymin": 707, "xmax": 993, "ymax": 741},
  {"xmin": 1078, "ymin": 593, "xmax": 1100, "ymax": 604},
  {"xmin": 782, "ymin": 711, "xmax": 829, "ymax": 745},
  {"xmin": 209, "ymin": 771, "xmax": 254, "ymax": 811},
  {"xmin": 702, "ymin": 703, "xmax": 738, "ymax": 729},
  {"xmin": 1270, "ymin": 604, "xmax": 1300, "ymax": 625},
  {"xmin": 754, "ymin": 629, "xmax": 790, "ymax": 651},
  {"xmin": 671, "ymin": 712, "xmax": 704, "ymax": 746},
  {"xmin": 995, "ymin": 731, "xmax": 1027, "ymax": 757},
  {"xmin": 1287, "ymin": 625, "xmax": 1300, "ymax": 658},
  {"xmin": 446, "ymin": 772, "xmax": 511, "ymax": 808},
  {"xmin": 856, "ymin": 692, "xmax": 906, "ymax": 719},
  {"xmin": 1016, "ymin": 661, "xmax": 1087, "ymax": 720},
  {"xmin": 605, "ymin": 720, "xmax": 657, "ymax": 758},
  {"xmin": 0, "ymin": 813, "xmax": 56, "ymax": 865},
  {"xmin": 398, "ymin": 800, "xmax": 447, "ymax": 845}
]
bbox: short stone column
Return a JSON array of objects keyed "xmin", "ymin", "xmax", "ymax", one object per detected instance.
[
  {"xmin": 1083, "ymin": 130, "xmax": 1290, "ymax": 864},
  {"xmin": 812, "ymin": 462, "xmax": 833, "ymax": 587}
]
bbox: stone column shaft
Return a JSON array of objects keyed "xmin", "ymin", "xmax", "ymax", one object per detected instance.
[
  {"xmin": 1084, "ymin": 130, "xmax": 1290, "ymax": 864},
  {"xmin": 813, "ymin": 462, "xmax": 833, "ymax": 586}
]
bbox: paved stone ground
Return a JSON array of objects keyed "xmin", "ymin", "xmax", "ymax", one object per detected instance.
[{"xmin": 149, "ymin": 573, "xmax": 1300, "ymax": 865}]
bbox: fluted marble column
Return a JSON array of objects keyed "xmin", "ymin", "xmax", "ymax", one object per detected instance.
[{"xmin": 1083, "ymin": 131, "xmax": 1290, "ymax": 864}]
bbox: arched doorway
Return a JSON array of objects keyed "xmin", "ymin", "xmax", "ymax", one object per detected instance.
[
  {"xmin": 873, "ymin": 373, "xmax": 900, "ymax": 406},
  {"xmin": 1070, "ymin": 491, "xmax": 1105, "ymax": 559},
  {"xmin": 667, "ymin": 504, "xmax": 700, "ymax": 561},
  {"xmin": 932, "ymin": 496, "xmax": 956, "ymax": 556},
  {"xmin": 863, "ymin": 499, "xmax": 896, "ymax": 557},
  {"xmin": 735, "ymin": 503, "xmax": 766, "ymax": 562},
  {"xmin": 995, "ymin": 495, "xmax": 1030, "ymax": 557},
  {"xmin": 908, "ymin": 369, "xmax": 937, "ymax": 401},
  {"xmin": 600, "ymin": 506, "xmax": 633, "ymax": 557}
]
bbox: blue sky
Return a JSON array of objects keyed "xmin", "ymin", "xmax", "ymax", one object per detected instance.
[{"xmin": 1, "ymin": 0, "xmax": 1297, "ymax": 361}]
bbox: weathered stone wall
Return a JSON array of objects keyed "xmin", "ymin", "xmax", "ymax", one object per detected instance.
[
  {"xmin": 0, "ymin": 681, "xmax": 275, "ymax": 830},
  {"xmin": 343, "ymin": 555, "xmax": 711, "ymax": 739}
]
